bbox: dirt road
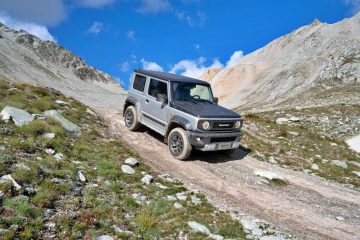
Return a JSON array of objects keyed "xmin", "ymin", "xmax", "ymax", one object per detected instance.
[{"xmin": 100, "ymin": 110, "xmax": 360, "ymax": 240}]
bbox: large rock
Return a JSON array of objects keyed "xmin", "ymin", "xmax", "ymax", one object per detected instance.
[
  {"xmin": 0, "ymin": 174, "xmax": 21, "ymax": 190},
  {"xmin": 124, "ymin": 157, "xmax": 138, "ymax": 166},
  {"xmin": 0, "ymin": 106, "xmax": 34, "ymax": 126},
  {"xmin": 121, "ymin": 165, "xmax": 135, "ymax": 175},
  {"xmin": 330, "ymin": 160, "xmax": 348, "ymax": 169},
  {"xmin": 188, "ymin": 221, "xmax": 211, "ymax": 235},
  {"xmin": 43, "ymin": 110, "xmax": 81, "ymax": 137}
]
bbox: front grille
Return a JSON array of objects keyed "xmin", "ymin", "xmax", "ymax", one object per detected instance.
[
  {"xmin": 210, "ymin": 137, "xmax": 236, "ymax": 143},
  {"xmin": 212, "ymin": 121, "xmax": 234, "ymax": 130}
]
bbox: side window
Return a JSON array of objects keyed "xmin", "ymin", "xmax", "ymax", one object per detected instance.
[
  {"xmin": 148, "ymin": 79, "xmax": 167, "ymax": 98},
  {"xmin": 133, "ymin": 74, "xmax": 146, "ymax": 92}
]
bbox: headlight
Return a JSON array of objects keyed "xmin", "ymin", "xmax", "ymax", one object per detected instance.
[
  {"xmin": 235, "ymin": 120, "xmax": 242, "ymax": 128},
  {"xmin": 202, "ymin": 121, "xmax": 210, "ymax": 130}
]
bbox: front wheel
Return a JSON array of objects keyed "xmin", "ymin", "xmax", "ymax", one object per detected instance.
[
  {"xmin": 124, "ymin": 106, "xmax": 140, "ymax": 131},
  {"xmin": 168, "ymin": 128, "xmax": 192, "ymax": 160}
]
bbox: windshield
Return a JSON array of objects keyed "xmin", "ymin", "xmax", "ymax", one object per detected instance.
[{"xmin": 171, "ymin": 82, "xmax": 214, "ymax": 102}]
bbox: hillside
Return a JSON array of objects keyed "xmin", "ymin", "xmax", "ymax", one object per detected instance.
[
  {"xmin": 201, "ymin": 13, "xmax": 360, "ymax": 111},
  {"xmin": 0, "ymin": 79, "xmax": 246, "ymax": 239},
  {"xmin": 0, "ymin": 23, "xmax": 126, "ymax": 111}
]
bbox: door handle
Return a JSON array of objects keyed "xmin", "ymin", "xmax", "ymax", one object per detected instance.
[{"xmin": 145, "ymin": 99, "xmax": 149, "ymax": 103}]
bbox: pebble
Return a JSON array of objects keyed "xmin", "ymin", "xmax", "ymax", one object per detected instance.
[
  {"xmin": 54, "ymin": 153, "xmax": 63, "ymax": 160},
  {"xmin": 191, "ymin": 195, "xmax": 202, "ymax": 205},
  {"xmin": 55, "ymin": 100, "xmax": 69, "ymax": 106},
  {"xmin": 275, "ymin": 118, "xmax": 288, "ymax": 124},
  {"xmin": 174, "ymin": 202, "xmax": 183, "ymax": 209},
  {"xmin": 336, "ymin": 216, "xmax": 345, "ymax": 221},
  {"xmin": 188, "ymin": 221, "xmax": 210, "ymax": 235},
  {"xmin": 45, "ymin": 148, "xmax": 55, "ymax": 155},
  {"xmin": 254, "ymin": 170, "xmax": 284, "ymax": 181},
  {"xmin": 311, "ymin": 163, "xmax": 319, "ymax": 170},
  {"xmin": 155, "ymin": 182, "xmax": 168, "ymax": 189},
  {"xmin": 0, "ymin": 145, "xmax": 5, "ymax": 151},
  {"xmin": 42, "ymin": 132, "xmax": 56, "ymax": 139},
  {"xmin": 124, "ymin": 157, "xmax": 138, "ymax": 166},
  {"xmin": 141, "ymin": 174, "xmax": 153, "ymax": 185},
  {"xmin": 167, "ymin": 195, "xmax": 177, "ymax": 201},
  {"xmin": 45, "ymin": 222, "xmax": 56, "ymax": 229},
  {"xmin": 176, "ymin": 192, "xmax": 187, "ymax": 201},
  {"xmin": 77, "ymin": 170, "xmax": 86, "ymax": 182},
  {"xmin": 121, "ymin": 165, "xmax": 135, "ymax": 175}
]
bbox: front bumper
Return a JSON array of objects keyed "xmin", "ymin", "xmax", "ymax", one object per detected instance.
[{"xmin": 188, "ymin": 130, "xmax": 242, "ymax": 151}]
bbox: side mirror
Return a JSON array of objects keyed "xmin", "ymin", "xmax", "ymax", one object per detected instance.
[
  {"xmin": 157, "ymin": 94, "xmax": 168, "ymax": 103},
  {"xmin": 213, "ymin": 97, "xmax": 218, "ymax": 104}
]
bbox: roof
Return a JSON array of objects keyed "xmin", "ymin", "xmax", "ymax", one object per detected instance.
[{"xmin": 134, "ymin": 70, "xmax": 209, "ymax": 85}]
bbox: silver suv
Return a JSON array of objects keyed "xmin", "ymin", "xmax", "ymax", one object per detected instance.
[{"xmin": 123, "ymin": 70, "xmax": 243, "ymax": 160}]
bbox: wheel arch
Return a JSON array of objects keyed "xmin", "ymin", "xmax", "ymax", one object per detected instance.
[
  {"xmin": 164, "ymin": 116, "xmax": 192, "ymax": 143},
  {"xmin": 123, "ymin": 97, "xmax": 138, "ymax": 116}
]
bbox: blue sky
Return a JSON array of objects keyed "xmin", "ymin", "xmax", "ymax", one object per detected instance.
[{"xmin": 0, "ymin": 0, "xmax": 359, "ymax": 88}]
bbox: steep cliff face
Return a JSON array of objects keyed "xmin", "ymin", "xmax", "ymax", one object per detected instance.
[
  {"xmin": 201, "ymin": 13, "xmax": 360, "ymax": 110},
  {"xmin": 0, "ymin": 23, "xmax": 126, "ymax": 111}
]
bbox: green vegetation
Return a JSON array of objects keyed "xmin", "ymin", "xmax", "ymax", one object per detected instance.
[
  {"xmin": 0, "ymin": 79, "xmax": 245, "ymax": 239},
  {"xmin": 239, "ymin": 106, "xmax": 360, "ymax": 187}
]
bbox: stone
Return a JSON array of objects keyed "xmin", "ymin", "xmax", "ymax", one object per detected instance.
[
  {"xmin": 121, "ymin": 165, "xmax": 135, "ymax": 175},
  {"xmin": 45, "ymin": 222, "xmax": 56, "ymax": 228},
  {"xmin": 288, "ymin": 131, "xmax": 300, "ymax": 136},
  {"xmin": 159, "ymin": 173, "xmax": 174, "ymax": 182},
  {"xmin": 345, "ymin": 134, "xmax": 360, "ymax": 153},
  {"xmin": 45, "ymin": 149, "xmax": 55, "ymax": 155},
  {"xmin": 254, "ymin": 170, "xmax": 284, "ymax": 181},
  {"xmin": 0, "ymin": 154, "xmax": 15, "ymax": 164},
  {"xmin": 86, "ymin": 108, "xmax": 97, "ymax": 117},
  {"xmin": 24, "ymin": 186, "xmax": 37, "ymax": 195},
  {"xmin": 55, "ymin": 100, "xmax": 68, "ymax": 106},
  {"xmin": 352, "ymin": 171, "xmax": 360, "ymax": 177},
  {"xmin": 191, "ymin": 195, "xmax": 202, "ymax": 205},
  {"xmin": 330, "ymin": 160, "xmax": 348, "ymax": 169},
  {"xmin": 42, "ymin": 132, "xmax": 56, "ymax": 139},
  {"xmin": 43, "ymin": 110, "xmax": 81, "ymax": 137},
  {"xmin": 268, "ymin": 156, "xmax": 277, "ymax": 164},
  {"xmin": 336, "ymin": 216, "xmax": 345, "ymax": 221},
  {"xmin": 96, "ymin": 235, "xmax": 114, "ymax": 240},
  {"xmin": 0, "ymin": 145, "xmax": 5, "ymax": 151},
  {"xmin": 176, "ymin": 192, "xmax": 187, "ymax": 201},
  {"xmin": 289, "ymin": 116, "xmax": 301, "ymax": 122},
  {"xmin": 155, "ymin": 182, "xmax": 168, "ymax": 189},
  {"xmin": 112, "ymin": 225, "xmax": 133, "ymax": 235},
  {"xmin": 188, "ymin": 221, "xmax": 211, "ymax": 235},
  {"xmin": 141, "ymin": 174, "xmax": 153, "ymax": 185},
  {"xmin": 124, "ymin": 157, "xmax": 138, "ymax": 166},
  {"xmin": 311, "ymin": 163, "xmax": 319, "ymax": 170},
  {"xmin": 0, "ymin": 106, "xmax": 34, "ymax": 126},
  {"xmin": 12, "ymin": 163, "xmax": 30, "ymax": 171},
  {"xmin": 174, "ymin": 202, "xmax": 183, "ymax": 209},
  {"xmin": 349, "ymin": 161, "xmax": 360, "ymax": 168},
  {"xmin": 78, "ymin": 170, "xmax": 86, "ymax": 182},
  {"xmin": 167, "ymin": 195, "xmax": 177, "ymax": 201},
  {"xmin": 275, "ymin": 118, "xmax": 288, "ymax": 124},
  {"xmin": 54, "ymin": 153, "xmax": 63, "ymax": 160},
  {"xmin": 0, "ymin": 174, "xmax": 21, "ymax": 190}
]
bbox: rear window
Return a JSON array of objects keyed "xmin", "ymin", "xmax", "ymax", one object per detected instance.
[
  {"xmin": 133, "ymin": 74, "xmax": 146, "ymax": 92},
  {"xmin": 148, "ymin": 79, "xmax": 168, "ymax": 98}
]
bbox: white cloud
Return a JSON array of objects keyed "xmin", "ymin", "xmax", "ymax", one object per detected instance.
[
  {"xmin": 170, "ymin": 57, "xmax": 223, "ymax": 78},
  {"xmin": 88, "ymin": 21, "xmax": 104, "ymax": 34},
  {"xmin": 0, "ymin": 0, "xmax": 65, "ymax": 26},
  {"xmin": 119, "ymin": 61, "xmax": 130, "ymax": 72},
  {"xmin": 344, "ymin": 0, "xmax": 360, "ymax": 15},
  {"xmin": 77, "ymin": 0, "xmax": 116, "ymax": 8},
  {"xmin": 0, "ymin": 13, "xmax": 56, "ymax": 41},
  {"xmin": 141, "ymin": 58, "xmax": 164, "ymax": 71},
  {"xmin": 175, "ymin": 10, "xmax": 207, "ymax": 27},
  {"xmin": 226, "ymin": 50, "xmax": 244, "ymax": 67},
  {"xmin": 127, "ymin": 30, "xmax": 136, "ymax": 40},
  {"xmin": 137, "ymin": 0, "xmax": 171, "ymax": 14}
]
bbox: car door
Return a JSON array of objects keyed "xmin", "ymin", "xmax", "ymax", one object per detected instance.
[{"xmin": 142, "ymin": 78, "xmax": 169, "ymax": 134}]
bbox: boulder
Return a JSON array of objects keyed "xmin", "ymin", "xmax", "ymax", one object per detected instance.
[
  {"xmin": 43, "ymin": 110, "xmax": 81, "ymax": 137},
  {"xmin": 0, "ymin": 174, "xmax": 21, "ymax": 190},
  {"xmin": 124, "ymin": 157, "xmax": 138, "ymax": 166},
  {"xmin": 141, "ymin": 174, "xmax": 153, "ymax": 185},
  {"xmin": 121, "ymin": 165, "xmax": 135, "ymax": 175},
  {"xmin": 0, "ymin": 106, "xmax": 34, "ymax": 126},
  {"xmin": 330, "ymin": 160, "xmax": 348, "ymax": 169},
  {"xmin": 188, "ymin": 221, "xmax": 211, "ymax": 235}
]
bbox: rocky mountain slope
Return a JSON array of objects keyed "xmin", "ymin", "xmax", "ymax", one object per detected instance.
[
  {"xmin": 201, "ymin": 13, "xmax": 360, "ymax": 111},
  {"xmin": 0, "ymin": 23, "xmax": 126, "ymax": 111}
]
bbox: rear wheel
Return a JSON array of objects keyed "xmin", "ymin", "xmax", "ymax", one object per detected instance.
[
  {"xmin": 168, "ymin": 127, "xmax": 192, "ymax": 160},
  {"xmin": 124, "ymin": 106, "xmax": 140, "ymax": 131}
]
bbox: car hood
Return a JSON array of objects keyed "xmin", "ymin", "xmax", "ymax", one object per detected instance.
[{"xmin": 171, "ymin": 100, "xmax": 240, "ymax": 118}]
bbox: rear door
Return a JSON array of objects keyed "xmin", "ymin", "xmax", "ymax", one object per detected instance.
[
  {"xmin": 130, "ymin": 73, "xmax": 147, "ymax": 114},
  {"xmin": 142, "ymin": 78, "xmax": 169, "ymax": 134}
]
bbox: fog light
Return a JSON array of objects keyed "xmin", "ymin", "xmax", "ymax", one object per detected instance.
[
  {"xmin": 196, "ymin": 137, "xmax": 201, "ymax": 142},
  {"xmin": 232, "ymin": 142, "xmax": 240, "ymax": 148}
]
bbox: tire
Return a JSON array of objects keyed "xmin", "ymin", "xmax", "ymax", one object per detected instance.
[
  {"xmin": 124, "ymin": 106, "xmax": 140, "ymax": 131},
  {"xmin": 168, "ymin": 127, "xmax": 192, "ymax": 160}
]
